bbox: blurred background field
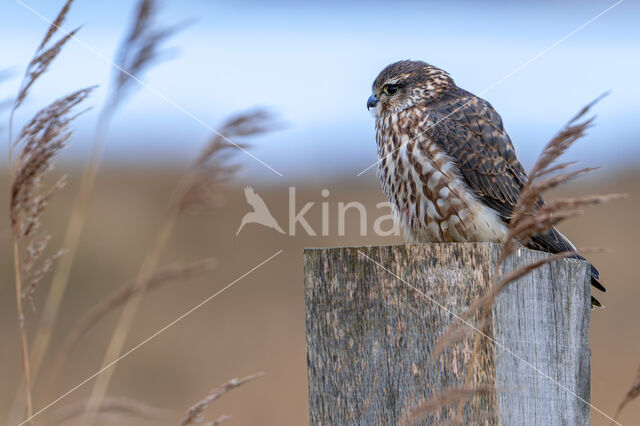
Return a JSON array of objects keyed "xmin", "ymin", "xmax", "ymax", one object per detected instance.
[
  {"xmin": 2, "ymin": 0, "xmax": 640, "ymax": 424},
  {"xmin": 1, "ymin": 170, "xmax": 639, "ymax": 425}
]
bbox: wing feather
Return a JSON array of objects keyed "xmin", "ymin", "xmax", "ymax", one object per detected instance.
[
  {"xmin": 422, "ymin": 89, "xmax": 605, "ymax": 304},
  {"xmin": 427, "ymin": 90, "xmax": 528, "ymax": 222}
]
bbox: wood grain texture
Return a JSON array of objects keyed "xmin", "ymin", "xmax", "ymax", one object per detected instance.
[{"xmin": 303, "ymin": 242, "xmax": 590, "ymax": 425}]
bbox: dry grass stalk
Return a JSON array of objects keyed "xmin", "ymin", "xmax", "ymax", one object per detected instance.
[
  {"xmin": 109, "ymin": 0, "xmax": 184, "ymax": 110},
  {"xmin": 26, "ymin": 0, "xmax": 185, "ymax": 402},
  {"xmin": 432, "ymin": 248, "xmax": 595, "ymax": 358},
  {"xmin": 422, "ymin": 96, "xmax": 621, "ymax": 424},
  {"xmin": 432, "ymin": 316, "xmax": 489, "ymax": 358},
  {"xmin": 175, "ymin": 109, "xmax": 277, "ymax": 212},
  {"xmin": 409, "ymin": 386, "xmax": 495, "ymax": 423},
  {"xmin": 11, "ymin": 87, "xmax": 93, "ymax": 216},
  {"xmin": 46, "ymin": 396, "xmax": 171, "ymax": 425},
  {"xmin": 37, "ymin": 0, "xmax": 74, "ymax": 50},
  {"xmin": 69, "ymin": 257, "xmax": 216, "ymax": 349},
  {"xmin": 44, "ymin": 258, "xmax": 217, "ymax": 392},
  {"xmin": 468, "ymin": 97, "xmax": 610, "ymax": 328},
  {"xmin": 178, "ymin": 373, "xmax": 265, "ymax": 426},
  {"xmin": 437, "ymin": 251, "xmax": 577, "ymax": 361},
  {"xmin": 81, "ymin": 109, "xmax": 276, "ymax": 423},
  {"xmin": 613, "ymin": 361, "xmax": 640, "ymax": 424},
  {"xmin": 13, "ymin": 0, "xmax": 76, "ymax": 111},
  {"xmin": 6, "ymin": 3, "xmax": 83, "ymax": 422},
  {"xmin": 8, "ymin": 84, "xmax": 94, "ymax": 425}
]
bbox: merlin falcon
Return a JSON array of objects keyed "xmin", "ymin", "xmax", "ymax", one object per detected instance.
[{"xmin": 367, "ymin": 60, "xmax": 605, "ymax": 306}]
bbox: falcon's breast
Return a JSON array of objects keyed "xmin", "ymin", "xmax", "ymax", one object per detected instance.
[{"xmin": 375, "ymin": 95, "xmax": 509, "ymax": 244}]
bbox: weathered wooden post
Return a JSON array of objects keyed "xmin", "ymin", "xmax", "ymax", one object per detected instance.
[{"xmin": 304, "ymin": 242, "xmax": 590, "ymax": 425}]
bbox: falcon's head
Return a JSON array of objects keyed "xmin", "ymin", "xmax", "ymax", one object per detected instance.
[{"xmin": 367, "ymin": 60, "xmax": 455, "ymax": 116}]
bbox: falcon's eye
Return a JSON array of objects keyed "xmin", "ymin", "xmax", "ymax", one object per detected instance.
[{"xmin": 383, "ymin": 84, "xmax": 399, "ymax": 96}]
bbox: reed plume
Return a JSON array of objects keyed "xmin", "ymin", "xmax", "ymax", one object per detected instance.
[
  {"xmin": 26, "ymin": 0, "xmax": 185, "ymax": 404},
  {"xmin": 109, "ymin": 0, "xmax": 184, "ymax": 111},
  {"xmin": 6, "ymin": 1, "xmax": 93, "ymax": 421},
  {"xmin": 12, "ymin": 0, "xmax": 77, "ymax": 112},
  {"xmin": 8, "ymin": 86, "xmax": 95, "ymax": 424},
  {"xmin": 178, "ymin": 373, "xmax": 265, "ymax": 426},
  {"xmin": 81, "ymin": 108, "xmax": 276, "ymax": 422}
]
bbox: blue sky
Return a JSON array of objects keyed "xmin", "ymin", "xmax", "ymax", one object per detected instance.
[{"xmin": 1, "ymin": 0, "xmax": 639, "ymax": 180}]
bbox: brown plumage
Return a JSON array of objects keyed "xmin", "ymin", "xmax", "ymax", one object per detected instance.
[{"xmin": 368, "ymin": 60, "xmax": 604, "ymax": 305}]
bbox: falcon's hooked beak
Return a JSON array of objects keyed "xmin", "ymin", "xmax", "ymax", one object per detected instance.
[{"xmin": 367, "ymin": 94, "xmax": 379, "ymax": 110}]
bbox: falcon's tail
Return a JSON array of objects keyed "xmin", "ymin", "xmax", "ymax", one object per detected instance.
[{"xmin": 527, "ymin": 227, "xmax": 605, "ymax": 308}]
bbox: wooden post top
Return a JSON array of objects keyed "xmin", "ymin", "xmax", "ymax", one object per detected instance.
[{"xmin": 304, "ymin": 243, "xmax": 591, "ymax": 425}]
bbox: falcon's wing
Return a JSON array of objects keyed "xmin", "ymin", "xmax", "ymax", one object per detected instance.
[
  {"xmin": 428, "ymin": 89, "xmax": 529, "ymax": 222},
  {"xmin": 426, "ymin": 90, "xmax": 605, "ymax": 304}
]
